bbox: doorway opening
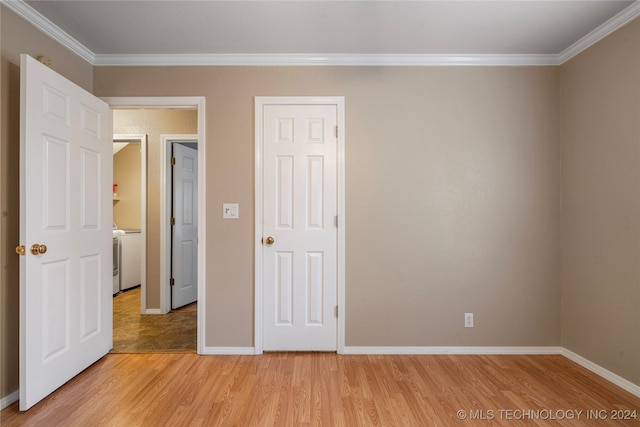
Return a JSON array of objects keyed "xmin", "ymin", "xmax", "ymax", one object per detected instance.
[
  {"xmin": 104, "ymin": 97, "xmax": 206, "ymax": 355},
  {"xmin": 112, "ymin": 134, "xmax": 146, "ymax": 304}
]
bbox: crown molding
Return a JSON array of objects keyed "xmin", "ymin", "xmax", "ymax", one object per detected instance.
[
  {"xmin": 93, "ymin": 53, "xmax": 561, "ymax": 67},
  {"xmin": 558, "ymin": 0, "xmax": 640, "ymax": 63},
  {"xmin": 1, "ymin": 0, "xmax": 95, "ymax": 64},
  {"xmin": 3, "ymin": 0, "xmax": 638, "ymax": 67}
]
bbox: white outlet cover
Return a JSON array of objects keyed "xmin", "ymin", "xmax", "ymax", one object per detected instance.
[
  {"xmin": 223, "ymin": 203, "xmax": 239, "ymax": 219},
  {"xmin": 464, "ymin": 313, "xmax": 474, "ymax": 328}
]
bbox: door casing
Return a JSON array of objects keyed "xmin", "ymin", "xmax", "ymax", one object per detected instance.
[{"xmin": 254, "ymin": 96, "xmax": 346, "ymax": 354}]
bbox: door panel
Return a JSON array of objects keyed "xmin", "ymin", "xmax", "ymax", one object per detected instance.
[
  {"xmin": 171, "ymin": 143, "xmax": 198, "ymax": 309},
  {"xmin": 276, "ymin": 251, "xmax": 293, "ymax": 325},
  {"xmin": 20, "ymin": 54, "xmax": 112, "ymax": 410},
  {"xmin": 262, "ymin": 104, "xmax": 337, "ymax": 351},
  {"xmin": 80, "ymin": 254, "xmax": 101, "ymax": 338},
  {"xmin": 80, "ymin": 149, "xmax": 101, "ymax": 228}
]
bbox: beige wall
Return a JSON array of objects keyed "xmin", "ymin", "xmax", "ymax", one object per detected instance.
[
  {"xmin": 113, "ymin": 110, "xmax": 197, "ymax": 308},
  {"xmin": 113, "ymin": 143, "xmax": 142, "ymax": 230},
  {"xmin": 94, "ymin": 66, "xmax": 562, "ymax": 349},
  {"xmin": 560, "ymin": 18, "xmax": 640, "ymax": 385},
  {"xmin": 0, "ymin": 5, "xmax": 94, "ymax": 401}
]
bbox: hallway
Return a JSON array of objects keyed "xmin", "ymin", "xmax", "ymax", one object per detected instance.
[{"xmin": 111, "ymin": 287, "xmax": 196, "ymax": 353}]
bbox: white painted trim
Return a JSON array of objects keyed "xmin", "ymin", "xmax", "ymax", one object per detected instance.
[
  {"xmin": 102, "ymin": 97, "xmax": 201, "ymax": 110},
  {"xmin": 113, "ymin": 134, "xmax": 147, "ymax": 314},
  {"xmin": 558, "ymin": 1, "xmax": 640, "ymax": 63},
  {"xmin": 103, "ymin": 97, "xmax": 206, "ymax": 355},
  {"xmin": 336, "ymin": 99, "xmax": 346, "ymax": 355},
  {"xmin": 143, "ymin": 308, "xmax": 162, "ymax": 315},
  {"xmin": 0, "ymin": 389, "xmax": 19, "ymax": 410},
  {"xmin": 201, "ymin": 347, "xmax": 257, "ymax": 355},
  {"xmin": 254, "ymin": 96, "xmax": 346, "ymax": 355},
  {"xmin": 1, "ymin": 0, "xmax": 95, "ymax": 64},
  {"xmin": 6, "ymin": 0, "xmax": 639, "ymax": 67},
  {"xmin": 342, "ymin": 346, "xmax": 564, "ymax": 355},
  {"xmin": 160, "ymin": 134, "xmax": 198, "ymax": 314},
  {"xmin": 93, "ymin": 53, "xmax": 561, "ymax": 67},
  {"xmin": 562, "ymin": 348, "xmax": 640, "ymax": 398},
  {"xmin": 254, "ymin": 102, "xmax": 264, "ymax": 355}
]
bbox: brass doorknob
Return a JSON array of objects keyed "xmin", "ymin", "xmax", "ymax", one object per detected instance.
[
  {"xmin": 30, "ymin": 244, "xmax": 47, "ymax": 255},
  {"xmin": 264, "ymin": 236, "xmax": 275, "ymax": 245},
  {"xmin": 15, "ymin": 245, "xmax": 25, "ymax": 256}
]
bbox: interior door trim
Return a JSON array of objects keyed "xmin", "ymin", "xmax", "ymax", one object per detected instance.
[{"xmin": 254, "ymin": 96, "xmax": 346, "ymax": 354}]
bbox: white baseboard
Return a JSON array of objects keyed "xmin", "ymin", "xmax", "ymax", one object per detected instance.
[
  {"xmin": 143, "ymin": 308, "xmax": 162, "ymax": 315},
  {"xmin": 562, "ymin": 348, "xmax": 640, "ymax": 398},
  {"xmin": 0, "ymin": 389, "xmax": 19, "ymax": 410},
  {"xmin": 200, "ymin": 346, "xmax": 256, "ymax": 355},
  {"xmin": 342, "ymin": 346, "xmax": 563, "ymax": 355}
]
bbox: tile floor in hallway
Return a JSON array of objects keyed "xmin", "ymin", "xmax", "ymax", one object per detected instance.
[{"xmin": 111, "ymin": 287, "xmax": 196, "ymax": 353}]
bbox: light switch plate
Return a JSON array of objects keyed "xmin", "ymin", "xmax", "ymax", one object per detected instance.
[{"xmin": 223, "ymin": 203, "xmax": 239, "ymax": 219}]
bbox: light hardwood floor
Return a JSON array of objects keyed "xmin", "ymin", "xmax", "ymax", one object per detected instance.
[{"xmin": 2, "ymin": 353, "xmax": 639, "ymax": 426}]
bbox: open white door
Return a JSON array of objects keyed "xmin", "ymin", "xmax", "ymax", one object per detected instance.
[
  {"xmin": 19, "ymin": 54, "xmax": 112, "ymax": 410},
  {"xmin": 171, "ymin": 143, "xmax": 198, "ymax": 309}
]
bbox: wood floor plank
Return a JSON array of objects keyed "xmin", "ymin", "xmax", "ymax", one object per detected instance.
[{"xmin": 2, "ymin": 353, "xmax": 640, "ymax": 426}]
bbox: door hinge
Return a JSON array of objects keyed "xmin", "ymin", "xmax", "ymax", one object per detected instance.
[
  {"xmin": 335, "ymin": 305, "xmax": 339, "ymax": 318},
  {"xmin": 335, "ymin": 215, "xmax": 338, "ymax": 227},
  {"xmin": 170, "ymin": 278, "xmax": 175, "ymax": 287},
  {"xmin": 335, "ymin": 125, "xmax": 338, "ymax": 138},
  {"xmin": 171, "ymin": 156, "xmax": 176, "ymax": 165},
  {"xmin": 170, "ymin": 217, "xmax": 176, "ymax": 226}
]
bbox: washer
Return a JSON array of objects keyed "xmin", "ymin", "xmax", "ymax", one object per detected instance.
[
  {"xmin": 119, "ymin": 230, "xmax": 142, "ymax": 291},
  {"xmin": 112, "ymin": 225, "xmax": 125, "ymax": 295}
]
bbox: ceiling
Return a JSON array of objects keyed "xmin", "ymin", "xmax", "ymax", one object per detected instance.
[{"xmin": 8, "ymin": 0, "xmax": 640, "ymax": 66}]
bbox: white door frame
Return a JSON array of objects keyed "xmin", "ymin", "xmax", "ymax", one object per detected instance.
[
  {"xmin": 102, "ymin": 97, "xmax": 206, "ymax": 355},
  {"xmin": 160, "ymin": 134, "xmax": 198, "ymax": 311},
  {"xmin": 113, "ymin": 134, "xmax": 147, "ymax": 312},
  {"xmin": 254, "ymin": 96, "xmax": 346, "ymax": 354}
]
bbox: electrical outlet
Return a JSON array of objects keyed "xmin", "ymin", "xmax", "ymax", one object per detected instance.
[{"xmin": 465, "ymin": 313, "xmax": 474, "ymax": 328}]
